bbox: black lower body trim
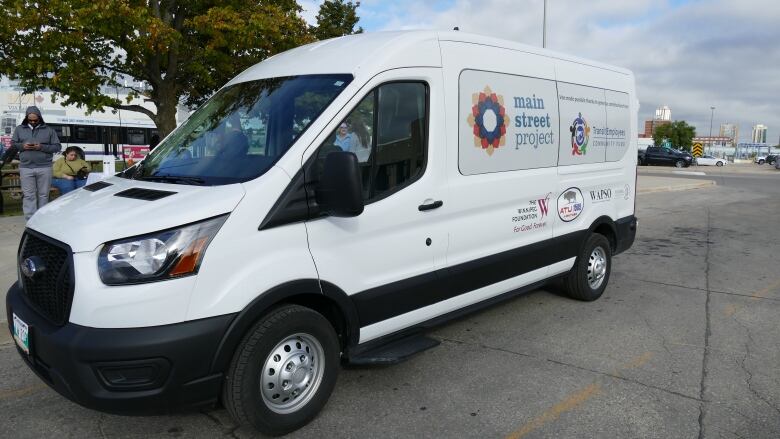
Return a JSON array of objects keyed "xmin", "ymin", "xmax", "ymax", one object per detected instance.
[
  {"xmin": 614, "ymin": 215, "xmax": 637, "ymax": 255},
  {"xmin": 352, "ymin": 230, "xmax": 587, "ymax": 327},
  {"xmin": 6, "ymin": 282, "xmax": 236, "ymax": 414}
]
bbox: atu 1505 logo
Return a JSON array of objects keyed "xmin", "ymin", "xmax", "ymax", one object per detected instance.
[{"xmin": 557, "ymin": 188, "xmax": 584, "ymax": 222}]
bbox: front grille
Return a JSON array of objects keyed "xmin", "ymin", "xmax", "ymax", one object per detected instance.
[{"xmin": 18, "ymin": 231, "xmax": 74, "ymax": 326}]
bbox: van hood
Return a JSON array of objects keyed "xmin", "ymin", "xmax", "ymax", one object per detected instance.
[{"xmin": 27, "ymin": 176, "xmax": 246, "ymax": 252}]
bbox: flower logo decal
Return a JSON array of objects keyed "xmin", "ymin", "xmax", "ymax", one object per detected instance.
[
  {"xmin": 467, "ymin": 86, "xmax": 509, "ymax": 156},
  {"xmin": 570, "ymin": 112, "xmax": 590, "ymax": 155}
]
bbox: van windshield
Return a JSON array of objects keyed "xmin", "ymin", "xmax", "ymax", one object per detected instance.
[{"xmin": 124, "ymin": 74, "xmax": 352, "ymax": 185}]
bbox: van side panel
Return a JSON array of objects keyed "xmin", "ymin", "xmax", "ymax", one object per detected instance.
[{"xmin": 554, "ymin": 59, "xmax": 637, "ymax": 243}]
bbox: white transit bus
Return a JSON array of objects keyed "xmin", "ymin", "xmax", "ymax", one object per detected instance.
[{"xmin": 0, "ymin": 85, "xmax": 158, "ymax": 160}]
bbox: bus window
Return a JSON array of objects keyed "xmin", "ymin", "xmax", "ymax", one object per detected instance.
[
  {"xmin": 127, "ymin": 128, "xmax": 146, "ymax": 145},
  {"xmin": 48, "ymin": 124, "xmax": 71, "ymax": 142},
  {"xmin": 73, "ymin": 125, "xmax": 99, "ymax": 142}
]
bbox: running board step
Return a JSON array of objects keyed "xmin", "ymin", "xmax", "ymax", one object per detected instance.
[{"xmin": 347, "ymin": 335, "xmax": 441, "ymax": 365}]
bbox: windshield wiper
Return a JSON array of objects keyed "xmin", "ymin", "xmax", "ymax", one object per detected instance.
[{"xmin": 139, "ymin": 175, "xmax": 207, "ymax": 186}]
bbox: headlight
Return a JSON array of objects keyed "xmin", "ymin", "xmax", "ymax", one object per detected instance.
[{"xmin": 98, "ymin": 215, "xmax": 228, "ymax": 285}]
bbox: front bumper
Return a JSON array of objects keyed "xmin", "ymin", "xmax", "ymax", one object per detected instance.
[{"xmin": 6, "ymin": 282, "xmax": 236, "ymax": 414}]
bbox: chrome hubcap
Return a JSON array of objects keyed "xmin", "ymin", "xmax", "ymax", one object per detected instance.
[
  {"xmin": 260, "ymin": 333, "xmax": 325, "ymax": 414},
  {"xmin": 587, "ymin": 246, "xmax": 607, "ymax": 290}
]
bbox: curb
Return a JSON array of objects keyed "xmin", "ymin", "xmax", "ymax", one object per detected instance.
[{"xmin": 638, "ymin": 180, "xmax": 716, "ymax": 195}]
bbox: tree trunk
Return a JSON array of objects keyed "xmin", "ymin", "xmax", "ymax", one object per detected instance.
[{"xmin": 152, "ymin": 86, "xmax": 179, "ymax": 138}]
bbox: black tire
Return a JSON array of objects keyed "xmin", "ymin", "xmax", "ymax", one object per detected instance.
[
  {"xmin": 222, "ymin": 305, "xmax": 340, "ymax": 436},
  {"xmin": 716, "ymin": 161, "xmax": 723, "ymax": 167},
  {"xmin": 563, "ymin": 234, "xmax": 612, "ymax": 301},
  {"xmin": 758, "ymin": 159, "xmax": 765, "ymax": 165},
  {"xmin": 675, "ymin": 160, "xmax": 684, "ymax": 168},
  {"xmin": 637, "ymin": 157, "xmax": 644, "ymax": 166}
]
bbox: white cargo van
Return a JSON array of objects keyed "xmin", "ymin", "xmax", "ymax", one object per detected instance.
[{"xmin": 8, "ymin": 31, "xmax": 637, "ymax": 435}]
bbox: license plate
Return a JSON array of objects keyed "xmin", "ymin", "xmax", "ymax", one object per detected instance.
[{"xmin": 13, "ymin": 313, "xmax": 30, "ymax": 355}]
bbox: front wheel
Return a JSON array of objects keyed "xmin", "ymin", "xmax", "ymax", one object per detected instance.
[
  {"xmin": 563, "ymin": 234, "xmax": 612, "ymax": 301},
  {"xmin": 222, "ymin": 305, "xmax": 340, "ymax": 436},
  {"xmin": 716, "ymin": 161, "xmax": 724, "ymax": 167},
  {"xmin": 675, "ymin": 160, "xmax": 684, "ymax": 168}
]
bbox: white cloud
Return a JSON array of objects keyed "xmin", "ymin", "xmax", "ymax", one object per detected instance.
[{"xmin": 362, "ymin": 0, "xmax": 780, "ymax": 143}]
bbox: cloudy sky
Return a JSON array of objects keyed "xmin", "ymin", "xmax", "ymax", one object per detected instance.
[{"xmin": 301, "ymin": 0, "xmax": 779, "ymax": 144}]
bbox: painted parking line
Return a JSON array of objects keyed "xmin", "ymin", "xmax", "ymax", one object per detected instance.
[
  {"xmin": 673, "ymin": 171, "xmax": 707, "ymax": 176},
  {"xmin": 722, "ymin": 278, "xmax": 780, "ymax": 317},
  {"xmin": 0, "ymin": 383, "xmax": 47, "ymax": 401},
  {"xmin": 505, "ymin": 352, "xmax": 654, "ymax": 439}
]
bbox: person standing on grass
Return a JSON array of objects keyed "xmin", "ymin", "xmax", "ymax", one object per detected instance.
[{"xmin": 11, "ymin": 106, "xmax": 61, "ymax": 220}]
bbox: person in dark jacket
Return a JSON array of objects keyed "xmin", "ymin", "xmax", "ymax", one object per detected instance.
[{"xmin": 11, "ymin": 106, "xmax": 62, "ymax": 220}]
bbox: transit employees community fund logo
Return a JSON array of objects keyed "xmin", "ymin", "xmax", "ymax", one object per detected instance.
[
  {"xmin": 467, "ymin": 86, "xmax": 509, "ymax": 156},
  {"xmin": 570, "ymin": 112, "xmax": 590, "ymax": 155}
]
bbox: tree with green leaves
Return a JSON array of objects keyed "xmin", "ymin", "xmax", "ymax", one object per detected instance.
[
  {"xmin": 313, "ymin": 0, "xmax": 362, "ymax": 40},
  {"xmin": 0, "ymin": 0, "xmax": 362, "ymax": 137},
  {"xmin": 653, "ymin": 120, "xmax": 696, "ymax": 151}
]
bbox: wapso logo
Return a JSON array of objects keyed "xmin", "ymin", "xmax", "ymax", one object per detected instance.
[
  {"xmin": 570, "ymin": 112, "xmax": 590, "ymax": 155},
  {"xmin": 467, "ymin": 86, "xmax": 509, "ymax": 156},
  {"xmin": 557, "ymin": 188, "xmax": 584, "ymax": 222}
]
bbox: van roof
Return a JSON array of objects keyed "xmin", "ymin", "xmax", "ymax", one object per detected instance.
[{"xmin": 228, "ymin": 30, "xmax": 632, "ymax": 86}]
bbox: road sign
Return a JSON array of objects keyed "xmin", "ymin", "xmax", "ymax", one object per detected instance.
[
  {"xmin": 662, "ymin": 140, "xmax": 672, "ymax": 149},
  {"xmin": 692, "ymin": 143, "xmax": 703, "ymax": 157}
]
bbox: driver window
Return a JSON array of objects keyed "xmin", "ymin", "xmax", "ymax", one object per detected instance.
[{"xmin": 312, "ymin": 81, "xmax": 427, "ymax": 203}]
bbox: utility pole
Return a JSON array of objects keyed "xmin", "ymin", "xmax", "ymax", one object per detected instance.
[
  {"xmin": 708, "ymin": 106, "xmax": 715, "ymax": 155},
  {"xmin": 542, "ymin": 0, "xmax": 547, "ymax": 48}
]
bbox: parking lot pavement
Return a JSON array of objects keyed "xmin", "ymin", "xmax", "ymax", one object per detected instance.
[{"xmin": 2, "ymin": 171, "xmax": 780, "ymax": 438}]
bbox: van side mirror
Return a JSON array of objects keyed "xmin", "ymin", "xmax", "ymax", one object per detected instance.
[{"xmin": 316, "ymin": 151, "xmax": 364, "ymax": 217}]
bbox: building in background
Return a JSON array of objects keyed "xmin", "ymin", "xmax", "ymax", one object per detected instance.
[
  {"xmin": 751, "ymin": 124, "xmax": 768, "ymax": 143},
  {"xmin": 642, "ymin": 119, "xmax": 671, "ymax": 138},
  {"xmin": 654, "ymin": 105, "xmax": 671, "ymax": 121},
  {"xmin": 639, "ymin": 104, "xmax": 673, "ymax": 138},
  {"xmin": 719, "ymin": 123, "xmax": 739, "ymax": 145}
]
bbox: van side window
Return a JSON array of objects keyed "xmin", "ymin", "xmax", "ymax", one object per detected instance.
[{"xmin": 314, "ymin": 81, "xmax": 427, "ymax": 202}]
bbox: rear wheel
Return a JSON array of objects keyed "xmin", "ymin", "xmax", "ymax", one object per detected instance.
[
  {"xmin": 637, "ymin": 157, "xmax": 644, "ymax": 166},
  {"xmin": 716, "ymin": 161, "xmax": 723, "ymax": 167},
  {"xmin": 222, "ymin": 305, "xmax": 340, "ymax": 436},
  {"xmin": 759, "ymin": 159, "xmax": 765, "ymax": 165},
  {"xmin": 563, "ymin": 234, "xmax": 612, "ymax": 301},
  {"xmin": 675, "ymin": 160, "xmax": 684, "ymax": 168}
]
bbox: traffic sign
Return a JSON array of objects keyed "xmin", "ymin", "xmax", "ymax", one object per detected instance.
[{"xmin": 692, "ymin": 143, "xmax": 703, "ymax": 157}]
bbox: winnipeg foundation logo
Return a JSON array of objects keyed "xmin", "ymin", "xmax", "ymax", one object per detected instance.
[
  {"xmin": 570, "ymin": 112, "xmax": 590, "ymax": 155},
  {"xmin": 467, "ymin": 86, "xmax": 509, "ymax": 156}
]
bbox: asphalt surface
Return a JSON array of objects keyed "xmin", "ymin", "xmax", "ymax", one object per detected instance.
[{"xmin": 1, "ymin": 165, "xmax": 779, "ymax": 438}]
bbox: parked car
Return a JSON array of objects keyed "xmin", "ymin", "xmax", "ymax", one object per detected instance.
[
  {"xmin": 695, "ymin": 155, "xmax": 727, "ymax": 166},
  {"xmin": 766, "ymin": 154, "xmax": 778, "ymax": 165},
  {"xmin": 754, "ymin": 155, "xmax": 768, "ymax": 164},
  {"xmin": 638, "ymin": 146, "xmax": 693, "ymax": 167}
]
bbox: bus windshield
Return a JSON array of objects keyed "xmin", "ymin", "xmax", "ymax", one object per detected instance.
[{"xmin": 124, "ymin": 74, "xmax": 352, "ymax": 185}]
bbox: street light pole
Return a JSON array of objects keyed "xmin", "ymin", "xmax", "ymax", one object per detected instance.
[
  {"xmin": 708, "ymin": 106, "xmax": 715, "ymax": 155},
  {"xmin": 542, "ymin": 0, "xmax": 547, "ymax": 48}
]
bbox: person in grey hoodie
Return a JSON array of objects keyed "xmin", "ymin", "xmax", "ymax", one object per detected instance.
[{"xmin": 11, "ymin": 106, "xmax": 61, "ymax": 220}]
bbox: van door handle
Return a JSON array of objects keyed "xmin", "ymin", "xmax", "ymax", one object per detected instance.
[{"xmin": 418, "ymin": 200, "xmax": 443, "ymax": 211}]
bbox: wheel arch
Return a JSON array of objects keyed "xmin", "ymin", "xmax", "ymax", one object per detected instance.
[
  {"xmin": 209, "ymin": 280, "xmax": 359, "ymax": 374},
  {"xmin": 587, "ymin": 216, "xmax": 618, "ymax": 253}
]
